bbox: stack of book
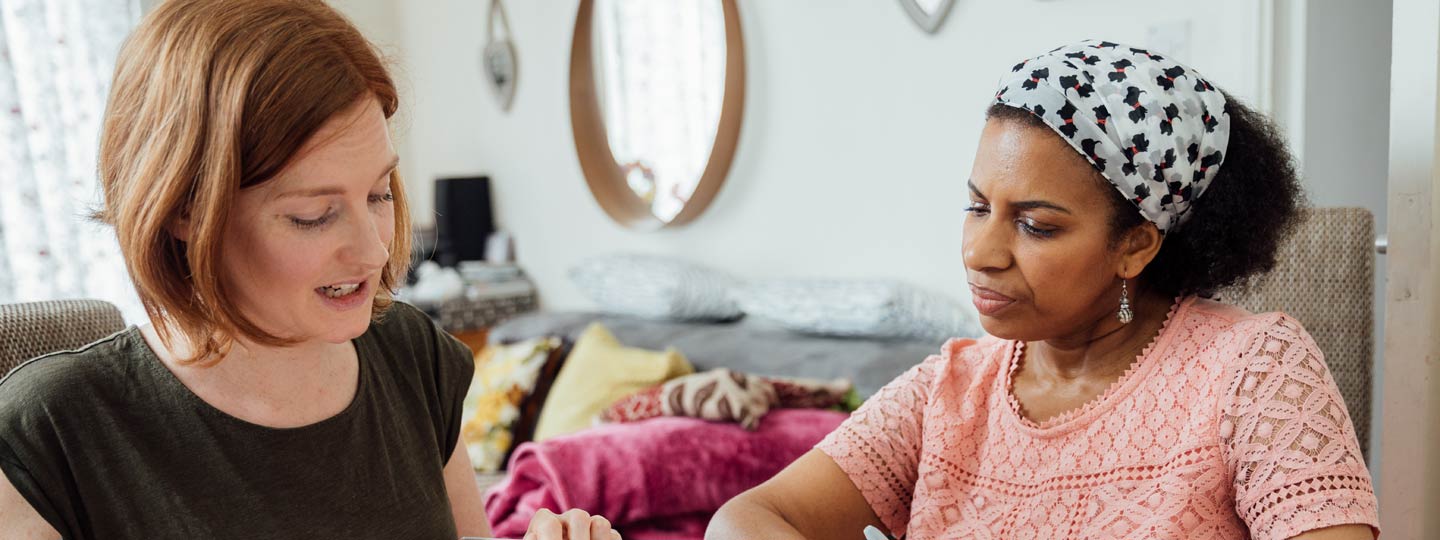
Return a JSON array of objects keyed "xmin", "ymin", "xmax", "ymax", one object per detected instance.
[{"xmin": 437, "ymin": 262, "xmax": 538, "ymax": 332}]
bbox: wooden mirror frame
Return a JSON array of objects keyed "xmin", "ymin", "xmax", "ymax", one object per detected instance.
[{"xmin": 569, "ymin": 0, "xmax": 746, "ymax": 230}]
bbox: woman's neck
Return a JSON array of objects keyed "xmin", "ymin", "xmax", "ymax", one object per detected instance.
[
  {"xmin": 1026, "ymin": 288, "xmax": 1175, "ymax": 381},
  {"xmin": 142, "ymin": 321, "xmax": 351, "ymax": 372},
  {"xmin": 138, "ymin": 321, "xmax": 361, "ymax": 428}
]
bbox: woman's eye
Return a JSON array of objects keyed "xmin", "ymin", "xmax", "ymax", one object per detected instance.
[
  {"xmin": 963, "ymin": 204, "xmax": 990, "ymax": 215},
  {"xmin": 1018, "ymin": 219, "xmax": 1056, "ymax": 238},
  {"xmin": 289, "ymin": 213, "xmax": 333, "ymax": 230},
  {"xmin": 369, "ymin": 192, "xmax": 394, "ymax": 205}
]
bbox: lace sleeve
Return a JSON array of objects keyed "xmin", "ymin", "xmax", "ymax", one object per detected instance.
[
  {"xmin": 1220, "ymin": 315, "xmax": 1378, "ymax": 540},
  {"xmin": 816, "ymin": 346, "xmax": 955, "ymax": 538}
]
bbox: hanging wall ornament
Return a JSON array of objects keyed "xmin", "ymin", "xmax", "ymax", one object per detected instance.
[
  {"xmin": 899, "ymin": 0, "xmax": 955, "ymax": 34},
  {"xmin": 482, "ymin": 0, "xmax": 518, "ymax": 111}
]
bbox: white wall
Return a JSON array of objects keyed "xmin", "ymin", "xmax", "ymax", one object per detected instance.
[
  {"xmin": 326, "ymin": 0, "xmax": 418, "ymax": 202},
  {"xmin": 379, "ymin": 0, "xmax": 1278, "ymax": 310},
  {"xmin": 329, "ymin": 0, "xmax": 400, "ymax": 53}
]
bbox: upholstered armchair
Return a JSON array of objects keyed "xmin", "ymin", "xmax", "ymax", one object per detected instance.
[
  {"xmin": 1224, "ymin": 207, "xmax": 1377, "ymax": 458},
  {"xmin": 0, "ymin": 299, "xmax": 126, "ymax": 376}
]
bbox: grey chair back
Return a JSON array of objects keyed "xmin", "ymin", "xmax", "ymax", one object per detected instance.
[
  {"xmin": 1224, "ymin": 207, "xmax": 1375, "ymax": 457},
  {"xmin": 0, "ymin": 299, "xmax": 127, "ymax": 376}
]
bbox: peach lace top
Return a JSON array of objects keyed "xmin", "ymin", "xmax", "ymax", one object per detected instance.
[{"xmin": 817, "ymin": 297, "xmax": 1378, "ymax": 540}]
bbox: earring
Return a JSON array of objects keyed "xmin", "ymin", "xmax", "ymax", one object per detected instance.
[{"xmin": 1117, "ymin": 279, "xmax": 1134, "ymax": 324}]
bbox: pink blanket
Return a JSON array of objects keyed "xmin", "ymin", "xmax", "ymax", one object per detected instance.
[{"xmin": 483, "ymin": 409, "xmax": 848, "ymax": 539}]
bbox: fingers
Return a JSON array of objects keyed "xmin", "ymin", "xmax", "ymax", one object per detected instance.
[
  {"xmin": 588, "ymin": 514, "xmax": 614, "ymax": 540},
  {"xmin": 524, "ymin": 507, "xmax": 621, "ymax": 540},
  {"xmin": 563, "ymin": 508, "xmax": 593, "ymax": 540},
  {"xmin": 525, "ymin": 508, "xmax": 563, "ymax": 540}
]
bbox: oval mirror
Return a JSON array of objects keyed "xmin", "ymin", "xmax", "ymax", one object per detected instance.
[{"xmin": 570, "ymin": 0, "xmax": 745, "ymax": 229}]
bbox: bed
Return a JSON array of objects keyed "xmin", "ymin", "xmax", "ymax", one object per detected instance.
[{"xmin": 474, "ymin": 309, "xmax": 953, "ymax": 537}]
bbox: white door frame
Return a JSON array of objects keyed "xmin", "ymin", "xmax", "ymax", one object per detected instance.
[{"xmin": 1379, "ymin": 0, "xmax": 1440, "ymax": 535}]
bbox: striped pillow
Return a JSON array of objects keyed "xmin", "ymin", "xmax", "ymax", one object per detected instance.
[
  {"xmin": 732, "ymin": 279, "xmax": 980, "ymax": 342},
  {"xmin": 569, "ymin": 254, "xmax": 742, "ymax": 321}
]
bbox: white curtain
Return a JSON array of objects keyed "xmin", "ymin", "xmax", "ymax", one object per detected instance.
[
  {"xmin": 0, "ymin": 0, "xmax": 144, "ymax": 321},
  {"xmin": 593, "ymin": 0, "xmax": 726, "ymax": 222}
]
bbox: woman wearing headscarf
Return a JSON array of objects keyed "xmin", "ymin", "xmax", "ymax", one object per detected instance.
[{"xmin": 708, "ymin": 40, "xmax": 1378, "ymax": 540}]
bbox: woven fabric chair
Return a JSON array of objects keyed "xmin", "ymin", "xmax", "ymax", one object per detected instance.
[
  {"xmin": 1222, "ymin": 207, "xmax": 1375, "ymax": 457},
  {"xmin": 0, "ymin": 299, "xmax": 127, "ymax": 377}
]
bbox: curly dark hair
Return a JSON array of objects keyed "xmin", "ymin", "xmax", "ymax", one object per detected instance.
[{"xmin": 985, "ymin": 91, "xmax": 1306, "ymax": 298}]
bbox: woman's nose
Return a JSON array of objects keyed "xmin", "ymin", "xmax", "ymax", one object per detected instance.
[
  {"xmin": 963, "ymin": 215, "xmax": 1013, "ymax": 273},
  {"xmin": 342, "ymin": 212, "xmax": 391, "ymax": 271}
]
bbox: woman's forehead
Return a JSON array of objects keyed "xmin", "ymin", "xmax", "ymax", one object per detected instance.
[
  {"xmin": 259, "ymin": 101, "xmax": 395, "ymax": 197},
  {"xmin": 295, "ymin": 101, "xmax": 391, "ymax": 169},
  {"xmin": 972, "ymin": 121, "xmax": 1107, "ymax": 205}
]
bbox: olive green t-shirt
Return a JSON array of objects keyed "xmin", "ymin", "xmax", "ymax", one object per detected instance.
[{"xmin": 0, "ymin": 302, "xmax": 475, "ymax": 539}]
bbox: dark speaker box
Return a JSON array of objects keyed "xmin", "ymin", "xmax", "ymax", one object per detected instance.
[{"xmin": 433, "ymin": 176, "xmax": 495, "ymax": 267}]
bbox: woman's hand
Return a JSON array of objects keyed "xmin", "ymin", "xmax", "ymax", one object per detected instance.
[{"xmin": 523, "ymin": 508, "xmax": 621, "ymax": 540}]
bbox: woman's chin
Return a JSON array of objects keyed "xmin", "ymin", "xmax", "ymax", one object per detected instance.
[
  {"xmin": 325, "ymin": 320, "xmax": 371, "ymax": 343},
  {"xmin": 321, "ymin": 331, "xmax": 365, "ymax": 344},
  {"xmin": 305, "ymin": 312, "xmax": 373, "ymax": 344},
  {"xmin": 976, "ymin": 316, "xmax": 1042, "ymax": 342}
]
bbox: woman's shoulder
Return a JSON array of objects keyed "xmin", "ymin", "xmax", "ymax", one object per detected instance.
[
  {"xmin": 1183, "ymin": 296, "xmax": 1305, "ymax": 334},
  {"xmin": 361, "ymin": 300, "xmax": 473, "ymax": 381},
  {"xmin": 912, "ymin": 334, "xmax": 1009, "ymax": 391},
  {"xmin": 367, "ymin": 300, "xmax": 437, "ymax": 338},
  {"xmin": 0, "ymin": 327, "xmax": 143, "ymax": 421},
  {"xmin": 365, "ymin": 301, "xmax": 465, "ymax": 354},
  {"xmin": 1178, "ymin": 296, "xmax": 1320, "ymax": 364},
  {"xmin": 1, "ymin": 327, "xmax": 142, "ymax": 391},
  {"xmin": 939, "ymin": 334, "xmax": 1009, "ymax": 365}
]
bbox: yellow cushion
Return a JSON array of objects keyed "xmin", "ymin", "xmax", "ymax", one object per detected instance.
[{"xmin": 532, "ymin": 323, "xmax": 693, "ymax": 441}]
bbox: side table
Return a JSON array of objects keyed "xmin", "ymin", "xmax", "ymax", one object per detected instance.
[{"xmin": 437, "ymin": 288, "xmax": 538, "ymax": 353}]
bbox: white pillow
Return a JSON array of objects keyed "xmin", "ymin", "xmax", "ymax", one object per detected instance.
[
  {"xmin": 569, "ymin": 254, "xmax": 742, "ymax": 321},
  {"xmin": 731, "ymin": 279, "xmax": 981, "ymax": 342}
]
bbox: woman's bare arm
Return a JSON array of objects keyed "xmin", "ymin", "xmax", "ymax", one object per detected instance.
[
  {"xmin": 0, "ymin": 473, "xmax": 59, "ymax": 539},
  {"xmin": 442, "ymin": 443, "xmax": 491, "ymax": 537},
  {"xmin": 707, "ymin": 449, "xmax": 886, "ymax": 540},
  {"xmin": 1289, "ymin": 524, "xmax": 1375, "ymax": 540}
]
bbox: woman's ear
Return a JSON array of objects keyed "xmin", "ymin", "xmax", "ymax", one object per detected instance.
[
  {"xmin": 166, "ymin": 213, "xmax": 194, "ymax": 243},
  {"xmin": 1118, "ymin": 223, "xmax": 1163, "ymax": 279}
]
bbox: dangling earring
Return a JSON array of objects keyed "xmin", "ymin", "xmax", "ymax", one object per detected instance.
[{"xmin": 1117, "ymin": 279, "xmax": 1134, "ymax": 324}]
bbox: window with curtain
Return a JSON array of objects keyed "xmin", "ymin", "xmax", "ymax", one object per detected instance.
[{"xmin": 0, "ymin": 0, "xmax": 144, "ymax": 322}]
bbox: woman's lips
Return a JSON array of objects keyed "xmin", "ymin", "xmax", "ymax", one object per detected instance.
[
  {"xmin": 969, "ymin": 284, "xmax": 1017, "ymax": 316},
  {"xmin": 316, "ymin": 279, "xmax": 371, "ymax": 311}
]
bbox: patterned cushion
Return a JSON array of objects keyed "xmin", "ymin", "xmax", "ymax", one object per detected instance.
[
  {"xmin": 732, "ymin": 279, "xmax": 981, "ymax": 342},
  {"xmin": 660, "ymin": 368, "xmax": 777, "ymax": 430},
  {"xmin": 503, "ymin": 338, "xmax": 571, "ymax": 465},
  {"xmin": 460, "ymin": 337, "xmax": 562, "ymax": 472},
  {"xmin": 597, "ymin": 385, "xmax": 664, "ymax": 424},
  {"xmin": 598, "ymin": 371, "xmax": 852, "ymax": 427},
  {"xmin": 568, "ymin": 254, "xmax": 742, "ymax": 321}
]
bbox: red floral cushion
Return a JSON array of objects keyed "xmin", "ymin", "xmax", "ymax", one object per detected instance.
[{"xmin": 597, "ymin": 385, "xmax": 664, "ymax": 424}]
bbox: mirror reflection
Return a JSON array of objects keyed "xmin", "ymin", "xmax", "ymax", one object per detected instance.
[
  {"xmin": 590, "ymin": 0, "xmax": 727, "ymax": 222},
  {"xmin": 911, "ymin": 0, "xmax": 948, "ymax": 15}
]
